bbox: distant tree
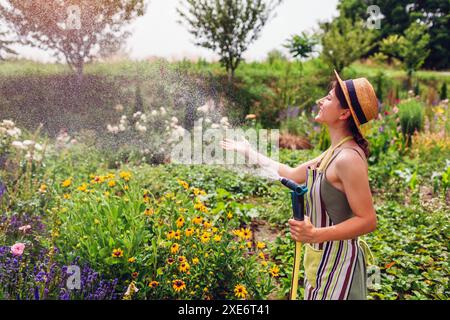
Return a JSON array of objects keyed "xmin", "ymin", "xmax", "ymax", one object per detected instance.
[
  {"xmin": 0, "ymin": 0, "xmax": 146, "ymax": 79},
  {"xmin": 380, "ymin": 22, "xmax": 430, "ymax": 87},
  {"xmin": 284, "ymin": 32, "xmax": 318, "ymax": 61},
  {"xmin": 177, "ymin": 0, "xmax": 283, "ymax": 82},
  {"xmin": 337, "ymin": 0, "xmax": 449, "ymax": 70},
  {"xmin": 398, "ymin": 22, "xmax": 430, "ymax": 86},
  {"xmin": 266, "ymin": 49, "xmax": 287, "ymax": 65},
  {"xmin": 440, "ymin": 82, "xmax": 447, "ymax": 101},
  {"xmin": 319, "ymin": 17, "xmax": 375, "ymax": 73},
  {"xmin": 0, "ymin": 31, "xmax": 16, "ymax": 60}
]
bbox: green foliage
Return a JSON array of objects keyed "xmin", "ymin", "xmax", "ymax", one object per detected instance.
[
  {"xmin": 397, "ymin": 99, "xmax": 424, "ymax": 147},
  {"xmin": 320, "ymin": 17, "xmax": 375, "ymax": 73},
  {"xmin": 440, "ymin": 82, "xmax": 447, "ymax": 100},
  {"xmin": 284, "ymin": 32, "xmax": 318, "ymax": 61},
  {"xmin": 177, "ymin": 0, "xmax": 283, "ymax": 82}
]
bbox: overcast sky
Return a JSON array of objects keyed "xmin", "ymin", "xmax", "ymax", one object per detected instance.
[{"xmin": 10, "ymin": 0, "xmax": 339, "ymax": 62}]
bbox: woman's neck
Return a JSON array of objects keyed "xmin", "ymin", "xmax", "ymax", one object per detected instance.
[{"xmin": 328, "ymin": 126, "xmax": 353, "ymax": 148}]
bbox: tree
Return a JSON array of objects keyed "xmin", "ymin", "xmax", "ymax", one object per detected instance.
[
  {"xmin": 380, "ymin": 22, "xmax": 430, "ymax": 87},
  {"xmin": 319, "ymin": 17, "xmax": 375, "ymax": 73},
  {"xmin": 177, "ymin": 0, "xmax": 283, "ymax": 82},
  {"xmin": 337, "ymin": 0, "xmax": 449, "ymax": 70},
  {"xmin": 398, "ymin": 22, "xmax": 430, "ymax": 85},
  {"xmin": 0, "ymin": 0, "xmax": 146, "ymax": 79},
  {"xmin": 284, "ymin": 32, "xmax": 318, "ymax": 60},
  {"xmin": 0, "ymin": 31, "xmax": 16, "ymax": 60}
]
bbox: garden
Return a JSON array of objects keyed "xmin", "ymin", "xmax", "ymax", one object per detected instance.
[{"xmin": 0, "ymin": 0, "xmax": 449, "ymax": 301}]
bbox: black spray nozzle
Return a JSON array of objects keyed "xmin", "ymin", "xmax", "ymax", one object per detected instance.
[{"xmin": 279, "ymin": 177, "xmax": 308, "ymax": 195}]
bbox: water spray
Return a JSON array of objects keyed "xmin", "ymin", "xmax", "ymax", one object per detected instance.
[{"xmin": 279, "ymin": 177, "xmax": 307, "ymax": 300}]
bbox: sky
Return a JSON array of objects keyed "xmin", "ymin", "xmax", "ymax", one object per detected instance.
[{"xmin": 9, "ymin": 0, "xmax": 340, "ymax": 62}]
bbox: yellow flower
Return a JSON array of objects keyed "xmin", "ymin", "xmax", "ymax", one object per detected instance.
[
  {"xmin": 177, "ymin": 256, "xmax": 187, "ymax": 263},
  {"xmin": 203, "ymin": 287, "xmax": 208, "ymax": 293},
  {"xmin": 185, "ymin": 228, "xmax": 194, "ymax": 237},
  {"xmin": 128, "ymin": 257, "xmax": 136, "ymax": 263},
  {"xmin": 240, "ymin": 228, "xmax": 252, "ymax": 240},
  {"xmin": 119, "ymin": 171, "xmax": 132, "ymax": 181},
  {"xmin": 149, "ymin": 281, "xmax": 159, "ymax": 288},
  {"xmin": 258, "ymin": 252, "xmax": 266, "ymax": 260},
  {"xmin": 170, "ymin": 243, "xmax": 180, "ymax": 254},
  {"xmin": 112, "ymin": 248, "xmax": 124, "ymax": 258},
  {"xmin": 94, "ymin": 219, "xmax": 100, "ymax": 225},
  {"xmin": 167, "ymin": 230, "xmax": 175, "ymax": 240},
  {"xmin": 124, "ymin": 185, "xmax": 129, "ymax": 191},
  {"xmin": 256, "ymin": 242, "xmax": 266, "ymax": 250},
  {"xmin": 234, "ymin": 284, "xmax": 248, "ymax": 299},
  {"xmin": 177, "ymin": 179, "xmax": 189, "ymax": 190},
  {"xmin": 212, "ymin": 227, "xmax": 218, "ymax": 233},
  {"xmin": 63, "ymin": 193, "xmax": 71, "ymax": 199},
  {"xmin": 144, "ymin": 208, "xmax": 154, "ymax": 216},
  {"xmin": 261, "ymin": 261, "xmax": 268, "ymax": 267},
  {"xmin": 269, "ymin": 265, "xmax": 280, "ymax": 278},
  {"xmin": 193, "ymin": 216, "xmax": 203, "ymax": 225},
  {"xmin": 176, "ymin": 216, "xmax": 185, "ymax": 228},
  {"xmin": 203, "ymin": 220, "xmax": 212, "ymax": 228},
  {"xmin": 179, "ymin": 262, "xmax": 190, "ymax": 273},
  {"xmin": 108, "ymin": 180, "xmax": 116, "ymax": 187},
  {"xmin": 174, "ymin": 230, "xmax": 181, "ymax": 240},
  {"xmin": 91, "ymin": 175, "xmax": 105, "ymax": 184},
  {"xmin": 172, "ymin": 280, "xmax": 186, "ymax": 292},
  {"xmin": 104, "ymin": 191, "xmax": 110, "ymax": 197},
  {"xmin": 39, "ymin": 184, "xmax": 47, "ymax": 193},
  {"xmin": 77, "ymin": 183, "xmax": 88, "ymax": 192},
  {"xmin": 62, "ymin": 178, "xmax": 72, "ymax": 188},
  {"xmin": 247, "ymin": 242, "xmax": 252, "ymax": 248},
  {"xmin": 192, "ymin": 257, "xmax": 199, "ymax": 265},
  {"xmin": 213, "ymin": 235, "xmax": 222, "ymax": 242},
  {"xmin": 227, "ymin": 212, "xmax": 233, "ymax": 219},
  {"xmin": 200, "ymin": 205, "xmax": 208, "ymax": 213},
  {"xmin": 232, "ymin": 229, "xmax": 242, "ymax": 237},
  {"xmin": 200, "ymin": 234, "xmax": 210, "ymax": 243},
  {"xmin": 179, "ymin": 207, "xmax": 187, "ymax": 213}
]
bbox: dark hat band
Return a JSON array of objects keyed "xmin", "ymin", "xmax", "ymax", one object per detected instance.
[{"xmin": 345, "ymin": 80, "xmax": 367, "ymax": 125}]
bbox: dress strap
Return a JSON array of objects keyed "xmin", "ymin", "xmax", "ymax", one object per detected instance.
[{"xmin": 317, "ymin": 136, "xmax": 353, "ymax": 172}]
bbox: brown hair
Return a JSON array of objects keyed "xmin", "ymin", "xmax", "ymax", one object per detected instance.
[{"xmin": 332, "ymin": 80, "xmax": 370, "ymax": 158}]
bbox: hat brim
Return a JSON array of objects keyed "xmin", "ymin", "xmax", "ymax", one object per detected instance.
[{"xmin": 333, "ymin": 69, "xmax": 366, "ymax": 137}]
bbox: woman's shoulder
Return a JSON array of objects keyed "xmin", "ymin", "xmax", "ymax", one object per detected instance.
[{"xmin": 335, "ymin": 144, "xmax": 367, "ymax": 166}]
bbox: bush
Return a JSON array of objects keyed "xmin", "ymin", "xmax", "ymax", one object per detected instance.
[{"xmin": 398, "ymin": 99, "xmax": 424, "ymax": 147}]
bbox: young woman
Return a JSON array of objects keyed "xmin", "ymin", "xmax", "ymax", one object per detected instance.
[{"xmin": 221, "ymin": 70, "xmax": 379, "ymax": 300}]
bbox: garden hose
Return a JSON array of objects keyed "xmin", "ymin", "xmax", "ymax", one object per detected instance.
[{"xmin": 279, "ymin": 177, "xmax": 307, "ymax": 300}]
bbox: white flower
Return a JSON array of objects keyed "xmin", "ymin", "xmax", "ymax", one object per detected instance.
[
  {"xmin": 136, "ymin": 123, "xmax": 147, "ymax": 133},
  {"xmin": 118, "ymin": 124, "xmax": 126, "ymax": 132},
  {"xmin": 171, "ymin": 116, "xmax": 178, "ymax": 124},
  {"xmin": 7, "ymin": 128, "xmax": 21, "ymax": 138},
  {"xmin": 1, "ymin": 120, "xmax": 15, "ymax": 128},
  {"xmin": 159, "ymin": 107, "xmax": 167, "ymax": 115},
  {"xmin": 107, "ymin": 124, "xmax": 119, "ymax": 134},
  {"xmin": 133, "ymin": 111, "xmax": 142, "ymax": 119},
  {"xmin": 220, "ymin": 117, "xmax": 229, "ymax": 125},
  {"xmin": 11, "ymin": 141, "xmax": 27, "ymax": 150},
  {"xmin": 211, "ymin": 123, "xmax": 220, "ymax": 129},
  {"xmin": 34, "ymin": 143, "xmax": 43, "ymax": 151},
  {"xmin": 151, "ymin": 110, "xmax": 158, "ymax": 116},
  {"xmin": 0, "ymin": 127, "xmax": 6, "ymax": 134},
  {"xmin": 121, "ymin": 115, "xmax": 127, "ymax": 120},
  {"xmin": 23, "ymin": 140, "xmax": 35, "ymax": 147},
  {"xmin": 114, "ymin": 104, "xmax": 124, "ymax": 112},
  {"xmin": 140, "ymin": 114, "xmax": 147, "ymax": 122},
  {"xmin": 25, "ymin": 152, "xmax": 42, "ymax": 162},
  {"xmin": 205, "ymin": 118, "xmax": 211, "ymax": 124}
]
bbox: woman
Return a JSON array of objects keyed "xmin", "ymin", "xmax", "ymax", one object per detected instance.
[{"xmin": 221, "ymin": 70, "xmax": 378, "ymax": 300}]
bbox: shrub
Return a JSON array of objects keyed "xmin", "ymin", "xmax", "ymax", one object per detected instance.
[{"xmin": 398, "ymin": 99, "xmax": 424, "ymax": 147}]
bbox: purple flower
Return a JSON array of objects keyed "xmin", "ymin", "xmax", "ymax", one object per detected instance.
[{"xmin": 0, "ymin": 180, "xmax": 6, "ymax": 199}]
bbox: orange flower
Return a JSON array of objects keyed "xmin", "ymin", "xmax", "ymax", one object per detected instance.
[
  {"xmin": 176, "ymin": 216, "xmax": 185, "ymax": 228},
  {"xmin": 149, "ymin": 281, "xmax": 159, "ymax": 288},
  {"xmin": 171, "ymin": 243, "xmax": 180, "ymax": 254},
  {"xmin": 112, "ymin": 248, "xmax": 123, "ymax": 258},
  {"xmin": 185, "ymin": 228, "xmax": 194, "ymax": 237},
  {"xmin": 173, "ymin": 280, "xmax": 186, "ymax": 292}
]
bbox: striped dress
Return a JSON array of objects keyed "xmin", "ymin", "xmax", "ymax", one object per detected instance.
[{"xmin": 304, "ymin": 145, "xmax": 368, "ymax": 300}]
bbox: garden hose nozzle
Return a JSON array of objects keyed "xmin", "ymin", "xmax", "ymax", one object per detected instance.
[{"xmin": 279, "ymin": 177, "xmax": 307, "ymax": 300}]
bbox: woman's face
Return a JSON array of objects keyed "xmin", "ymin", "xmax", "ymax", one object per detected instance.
[{"xmin": 314, "ymin": 88, "xmax": 350, "ymax": 124}]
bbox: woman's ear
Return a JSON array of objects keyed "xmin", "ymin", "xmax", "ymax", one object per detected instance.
[{"xmin": 340, "ymin": 109, "xmax": 352, "ymax": 120}]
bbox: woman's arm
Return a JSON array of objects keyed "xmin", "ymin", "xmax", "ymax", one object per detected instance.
[
  {"xmin": 221, "ymin": 138, "xmax": 326, "ymax": 185},
  {"xmin": 289, "ymin": 150, "xmax": 377, "ymax": 243}
]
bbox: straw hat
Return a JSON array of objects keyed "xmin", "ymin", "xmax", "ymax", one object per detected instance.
[{"xmin": 334, "ymin": 70, "xmax": 380, "ymax": 136}]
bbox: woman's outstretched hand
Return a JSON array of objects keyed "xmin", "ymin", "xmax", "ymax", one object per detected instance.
[{"xmin": 220, "ymin": 138, "xmax": 252, "ymax": 155}]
